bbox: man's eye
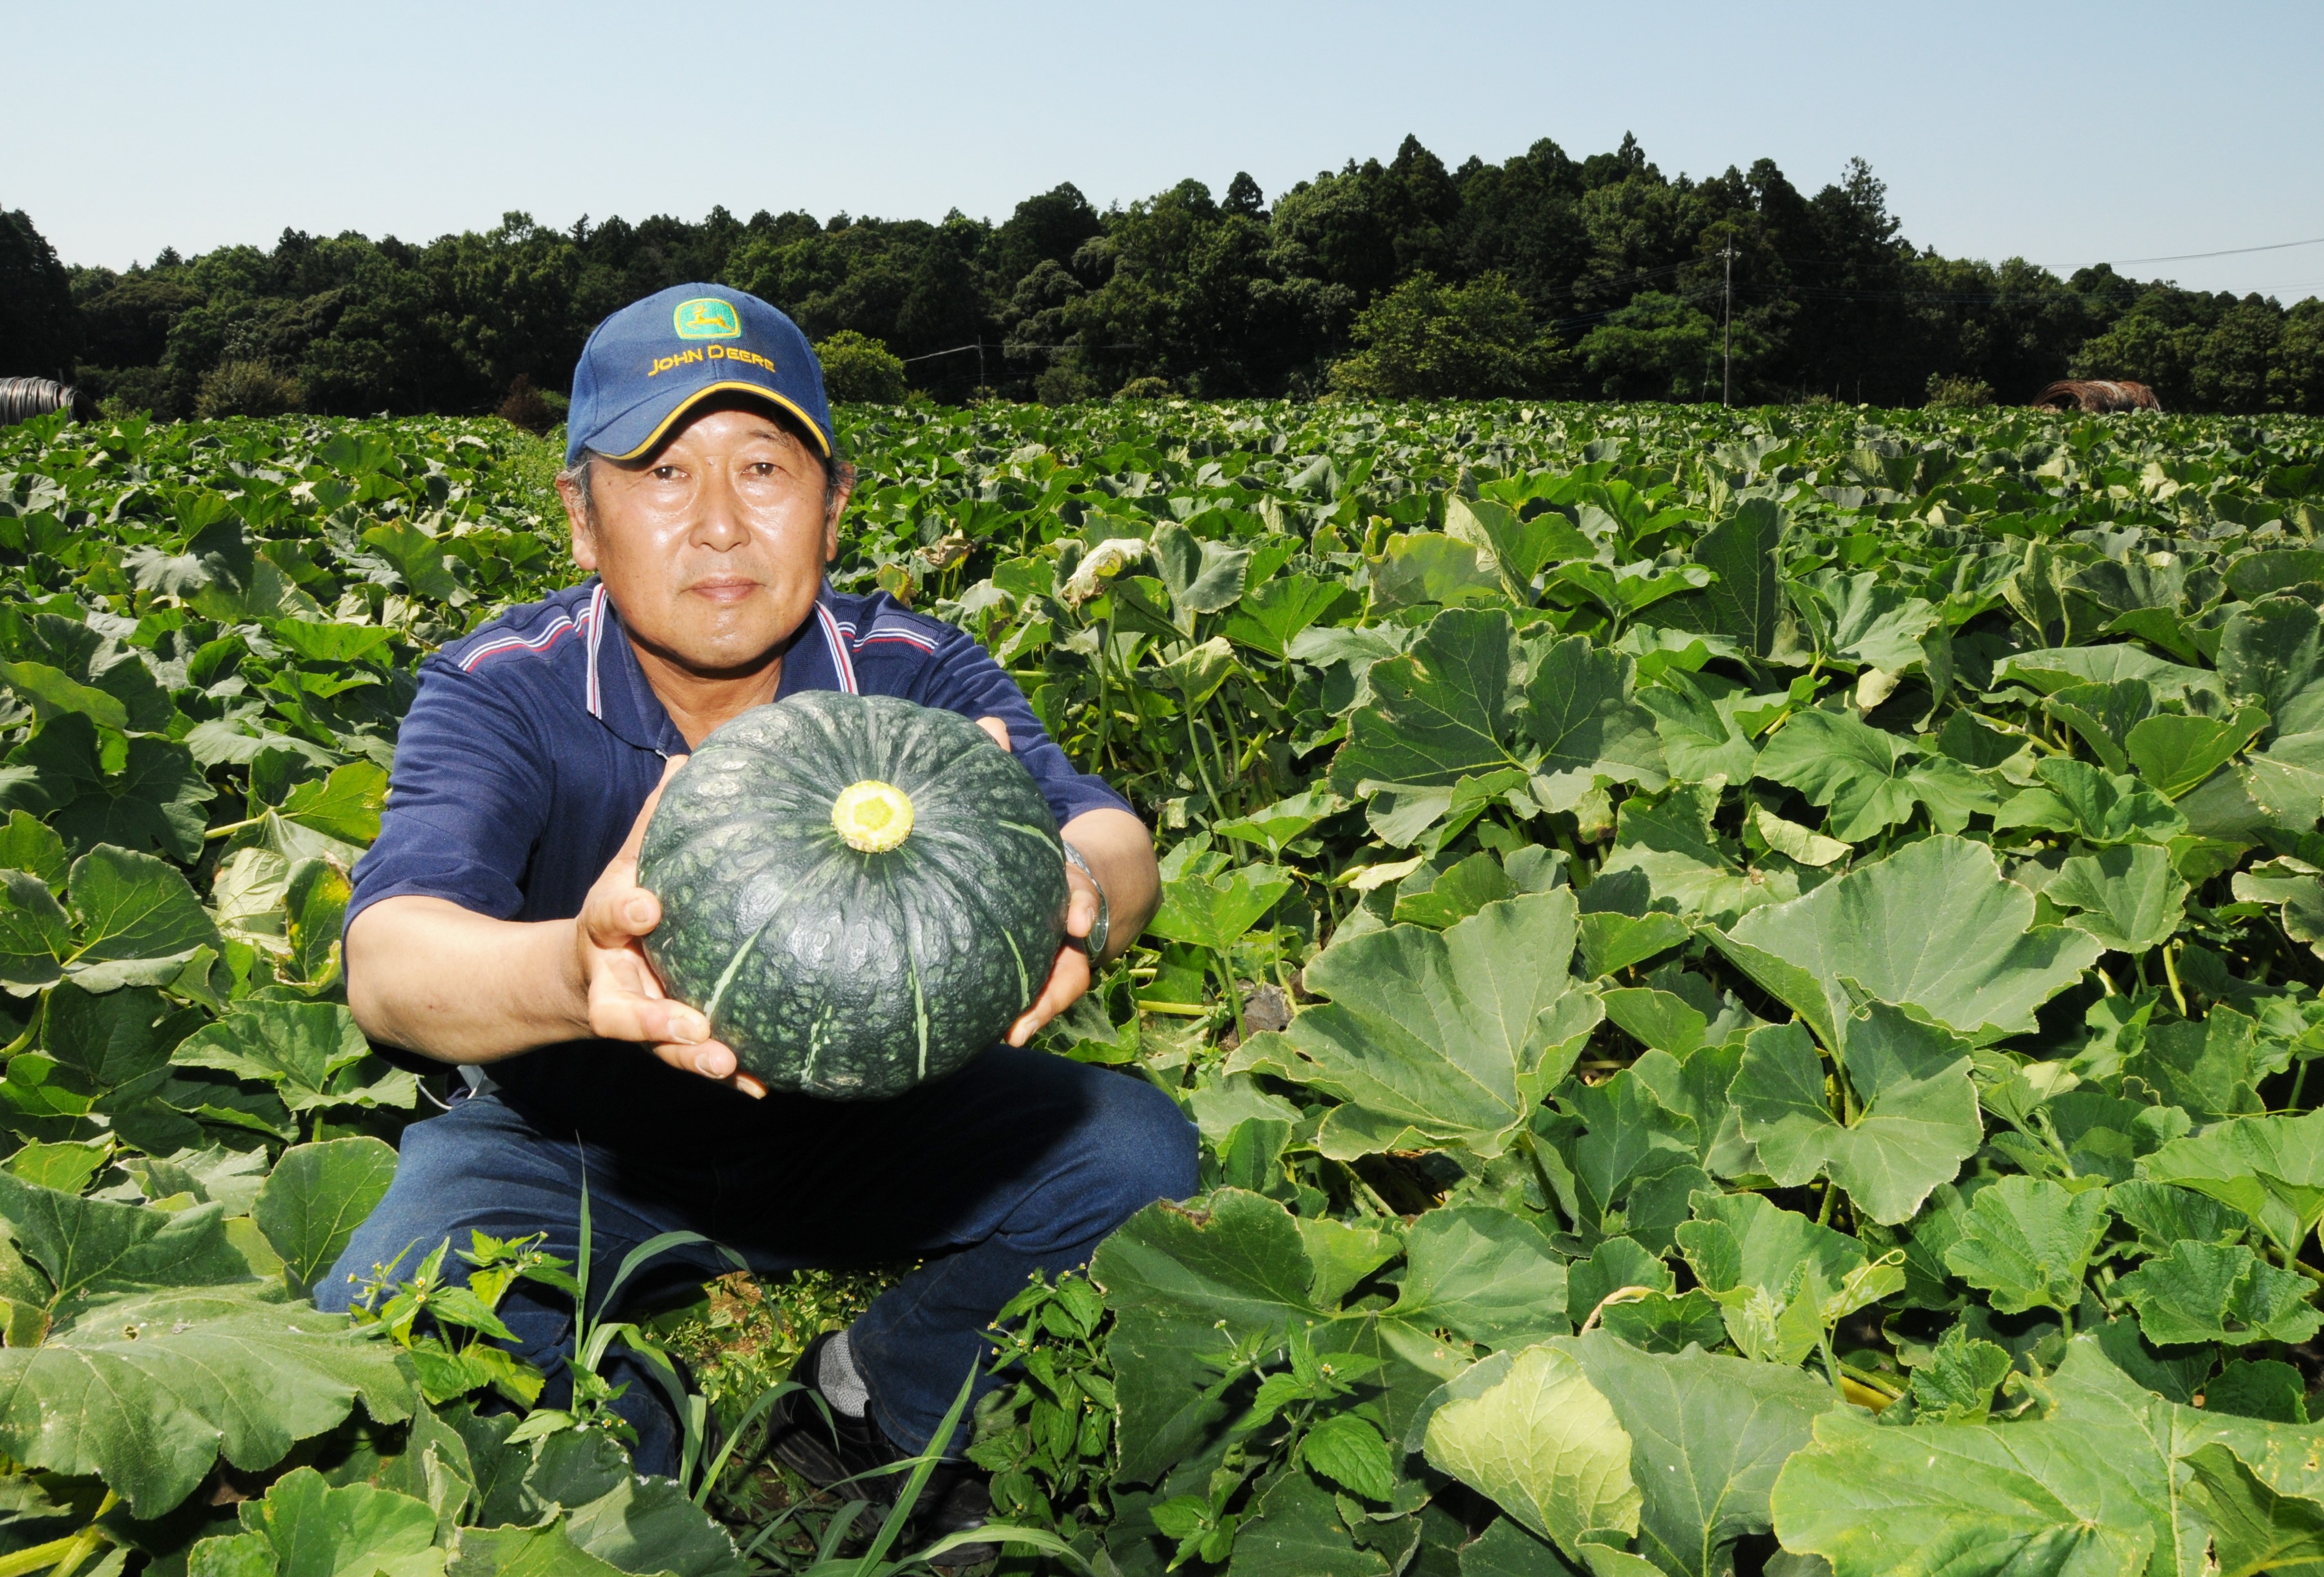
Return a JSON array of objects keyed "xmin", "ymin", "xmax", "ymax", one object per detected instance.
[{"xmin": 652, "ymin": 466, "xmax": 681, "ymax": 480}]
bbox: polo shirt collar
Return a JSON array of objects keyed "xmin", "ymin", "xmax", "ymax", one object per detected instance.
[
  {"xmin": 777, "ymin": 586, "xmax": 862, "ymax": 700},
  {"xmin": 585, "ymin": 580, "xmax": 859, "ymax": 753}
]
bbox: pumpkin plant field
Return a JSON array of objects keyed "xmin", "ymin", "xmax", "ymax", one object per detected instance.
[{"xmin": 1, "ymin": 396, "xmax": 2323, "ymax": 1576}]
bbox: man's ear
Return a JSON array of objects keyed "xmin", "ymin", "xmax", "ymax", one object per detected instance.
[
  {"xmin": 557, "ymin": 473, "xmax": 599, "ymax": 571},
  {"xmin": 822, "ymin": 464, "xmax": 855, "ymax": 564}
]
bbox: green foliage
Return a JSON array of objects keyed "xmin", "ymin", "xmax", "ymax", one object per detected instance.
[
  {"xmin": 1328, "ymin": 273, "xmax": 1564, "ymax": 400},
  {"xmin": 1577, "ymin": 291, "xmax": 1720, "ymax": 403},
  {"xmin": 194, "ymin": 360, "xmax": 302, "ymax": 419},
  {"xmin": 1, "ymin": 207, "xmax": 78, "ymax": 381},
  {"xmin": 5, "ymin": 392, "xmax": 2324, "ymax": 1571},
  {"xmin": 43, "ymin": 133, "xmax": 2324, "ymax": 417},
  {"xmin": 817, "ymin": 329, "xmax": 909, "ymax": 404},
  {"xmin": 1924, "ymin": 372, "xmax": 1996, "ymax": 409}
]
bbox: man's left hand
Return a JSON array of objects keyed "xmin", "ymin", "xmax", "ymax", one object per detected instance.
[{"xmin": 976, "ymin": 717, "xmax": 1100, "ymax": 1047}]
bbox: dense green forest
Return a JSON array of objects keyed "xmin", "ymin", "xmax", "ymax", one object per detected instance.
[{"xmin": 5, "ymin": 132, "xmax": 2321, "ymax": 417}]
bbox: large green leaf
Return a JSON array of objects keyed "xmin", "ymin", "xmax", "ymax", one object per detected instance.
[
  {"xmin": 1675, "ymin": 1191, "xmax": 1901, "ymax": 1365},
  {"xmin": 1220, "ymin": 575, "xmax": 1355, "ymax": 660},
  {"xmin": 0, "ymin": 611, "xmax": 172, "ymax": 732},
  {"xmin": 1773, "ymin": 1334, "xmax": 2324, "ymax": 1577},
  {"xmin": 1421, "ymin": 1344, "xmax": 1641, "ymax": 1562},
  {"xmin": 0, "ymin": 1169, "xmax": 252, "ymax": 1303},
  {"xmin": 2219, "ymin": 596, "xmax": 2324, "ymax": 737},
  {"xmin": 2127, "ymin": 708, "xmax": 2268, "ymax": 798},
  {"xmin": 2139, "ymin": 1109, "xmax": 2324, "ymax": 1261},
  {"xmin": 441, "ymin": 1524, "xmax": 632, "ymax": 1576},
  {"xmin": 198, "ymin": 1466, "xmax": 441, "ymax": 1576},
  {"xmin": 0, "ymin": 1287, "xmax": 411, "ymax": 1516},
  {"xmin": 1563, "ymin": 1330, "xmax": 1837, "ymax": 1577},
  {"xmin": 504, "ymin": 1429, "xmax": 746, "ymax": 1576},
  {"xmin": 1635, "ymin": 671, "xmax": 1761, "ymax": 785},
  {"xmin": 2179, "ymin": 1444, "xmax": 2324, "ymax": 1577},
  {"xmin": 1732, "ymin": 1004, "xmax": 1982, "ymax": 1225},
  {"xmin": 8, "ymin": 721, "xmax": 217, "ymax": 865},
  {"xmin": 1244, "ymin": 891, "xmax": 1596, "ymax": 1160},
  {"xmin": 275, "ymin": 761, "xmax": 390, "ymax": 847},
  {"xmin": 1446, "ymin": 494, "xmax": 1595, "ymax": 593},
  {"xmin": 2045, "ymin": 843, "xmax": 2189, "ymax": 954},
  {"xmin": 1146, "ymin": 866, "xmax": 1292, "ymax": 953},
  {"xmin": 1226, "ymin": 1466, "xmax": 1394, "ymax": 1577},
  {"xmin": 1942, "ymin": 1176, "xmax": 2111, "ymax": 1315},
  {"xmin": 1597, "ymin": 783, "xmax": 1797, "ymax": 927},
  {"xmin": 1329, "ymin": 608, "xmax": 1523, "ymax": 794},
  {"xmin": 1755, "ymin": 709, "xmax": 1990, "ymax": 840},
  {"xmin": 1997, "ymin": 644, "xmax": 2221, "ymax": 703},
  {"xmin": 2044, "ymin": 678, "xmax": 2155, "ymax": 773},
  {"xmin": 173, "ymin": 1001, "xmax": 418, "ymax": 1114},
  {"xmin": 0, "ymin": 869, "xmax": 68, "ymax": 989},
  {"xmin": 1711, "ymin": 835, "xmax": 2100, "ymax": 1052},
  {"xmin": 1212, "ymin": 788, "xmax": 1349, "ymax": 857},
  {"xmin": 1388, "ymin": 1207, "xmax": 1571, "ymax": 1350},
  {"xmin": 1563, "ymin": 1070, "xmax": 1701, "ymax": 1231},
  {"xmin": 2111, "ymin": 1240, "xmax": 2324, "ymax": 1347},
  {"xmin": 1153, "ymin": 520, "xmax": 1252, "ymax": 618},
  {"xmin": 64, "ymin": 843, "xmax": 222, "ymax": 990},
  {"xmin": 1790, "ymin": 571, "xmax": 1940, "ymax": 671},
  {"xmin": 1091, "ymin": 1190, "xmax": 1463, "ymax": 1488},
  {"xmin": 1520, "ymin": 635, "xmax": 1666, "ymax": 810},
  {"xmin": 256, "ymin": 1137, "xmax": 400, "ymax": 1297},
  {"xmin": 1661, "ymin": 499, "xmax": 1782, "ymax": 657},
  {"xmin": 1372, "ymin": 532, "xmax": 1509, "ymax": 610},
  {"xmin": 40, "ymin": 979, "xmax": 182, "ymax": 1090},
  {"xmin": 1993, "ymin": 756, "xmax": 2187, "ymax": 845}
]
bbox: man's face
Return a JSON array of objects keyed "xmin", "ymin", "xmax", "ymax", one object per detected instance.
[{"xmin": 561, "ymin": 405, "xmax": 845, "ymax": 676}]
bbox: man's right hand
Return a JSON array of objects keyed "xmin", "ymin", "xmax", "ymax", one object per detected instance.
[{"xmin": 574, "ymin": 756, "xmax": 768, "ymax": 1098}]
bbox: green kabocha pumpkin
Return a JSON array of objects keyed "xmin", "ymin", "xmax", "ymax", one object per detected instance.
[{"xmin": 639, "ymin": 692, "xmax": 1070, "ymax": 1098}]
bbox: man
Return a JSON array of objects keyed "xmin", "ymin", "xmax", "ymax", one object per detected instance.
[{"xmin": 322, "ymin": 284, "xmax": 1196, "ymax": 1547}]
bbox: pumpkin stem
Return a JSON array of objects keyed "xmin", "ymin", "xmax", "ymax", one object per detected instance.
[{"xmin": 833, "ymin": 780, "xmax": 915, "ymax": 852}]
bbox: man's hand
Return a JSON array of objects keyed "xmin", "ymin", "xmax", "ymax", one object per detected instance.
[
  {"xmin": 973, "ymin": 716, "xmax": 1103, "ymax": 1048},
  {"xmin": 574, "ymin": 756, "xmax": 768, "ymax": 1098},
  {"xmin": 1009, "ymin": 861, "xmax": 1101, "ymax": 1046}
]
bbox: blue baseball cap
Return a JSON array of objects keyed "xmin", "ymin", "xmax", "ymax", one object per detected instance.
[{"xmin": 564, "ymin": 283, "xmax": 833, "ymax": 467}]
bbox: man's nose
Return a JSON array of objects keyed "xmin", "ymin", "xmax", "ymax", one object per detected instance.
[{"xmin": 691, "ymin": 472, "xmax": 749, "ymax": 550}]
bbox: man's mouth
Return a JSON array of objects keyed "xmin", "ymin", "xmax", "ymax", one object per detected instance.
[{"xmin": 689, "ymin": 578, "xmax": 761, "ymax": 605}]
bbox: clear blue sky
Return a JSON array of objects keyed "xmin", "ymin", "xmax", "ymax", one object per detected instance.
[{"xmin": 7, "ymin": 0, "xmax": 2321, "ymax": 300}]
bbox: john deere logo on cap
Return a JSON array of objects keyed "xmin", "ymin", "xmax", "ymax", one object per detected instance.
[{"xmin": 673, "ymin": 298, "xmax": 742, "ymax": 340}]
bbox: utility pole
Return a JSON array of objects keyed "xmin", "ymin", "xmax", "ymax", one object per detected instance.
[{"xmin": 1721, "ymin": 240, "xmax": 1734, "ymax": 407}]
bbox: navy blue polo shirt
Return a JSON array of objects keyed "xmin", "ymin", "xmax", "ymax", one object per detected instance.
[{"xmin": 349, "ymin": 578, "xmax": 1130, "ymax": 1138}]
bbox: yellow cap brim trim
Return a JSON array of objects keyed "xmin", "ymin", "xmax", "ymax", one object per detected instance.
[{"xmin": 601, "ymin": 380, "xmax": 833, "ymax": 462}]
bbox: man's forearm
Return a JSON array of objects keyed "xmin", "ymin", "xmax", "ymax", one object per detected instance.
[
  {"xmin": 346, "ymin": 896, "xmax": 590, "ymax": 1064},
  {"xmin": 1061, "ymin": 807, "xmax": 1159, "ymax": 965}
]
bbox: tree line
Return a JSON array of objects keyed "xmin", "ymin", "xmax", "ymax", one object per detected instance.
[{"xmin": 3, "ymin": 132, "xmax": 2319, "ymax": 418}]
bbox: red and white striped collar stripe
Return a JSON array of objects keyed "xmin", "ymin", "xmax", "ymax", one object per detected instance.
[
  {"xmin": 814, "ymin": 599, "xmax": 859, "ymax": 694},
  {"xmin": 460, "ymin": 602, "xmax": 582, "ymax": 672},
  {"xmin": 583, "ymin": 582, "xmax": 608, "ymax": 718}
]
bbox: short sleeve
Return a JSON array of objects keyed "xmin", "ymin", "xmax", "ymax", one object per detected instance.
[
  {"xmin": 347, "ymin": 656, "xmax": 552, "ymax": 927},
  {"xmin": 910, "ymin": 629, "xmax": 1135, "ymax": 829}
]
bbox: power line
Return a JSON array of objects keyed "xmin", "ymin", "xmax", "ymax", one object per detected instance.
[{"xmin": 2067, "ymin": 235, "xmax": 2324, "ymax": 267}]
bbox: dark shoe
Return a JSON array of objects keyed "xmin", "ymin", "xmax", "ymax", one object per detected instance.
[{"xmin": 764, "ymin": 1332, "xmax": 997, "ymax": 1569}]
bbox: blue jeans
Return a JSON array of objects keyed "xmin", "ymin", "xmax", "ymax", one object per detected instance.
[{"xmin": 315, "ymin": 1047, "xmax": 1197, "ymax": 1477}]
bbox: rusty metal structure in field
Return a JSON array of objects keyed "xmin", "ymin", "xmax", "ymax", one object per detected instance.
[{"xmin": 2032, "ymin": 379, "xmax": 2164, "ymax": 413}]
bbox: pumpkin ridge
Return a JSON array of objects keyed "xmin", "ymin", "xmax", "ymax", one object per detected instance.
[
  {"xmin": 902, "ymin": 827, "xmax": 1046, "ymax": 1015},
  {"xmin": 1002, "ymin": 927, "xmax": 1029, "ymax": 1008},
  {"xmin": 702, "ymin": 909, "xmax": 781, "ymax": 1025}
]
